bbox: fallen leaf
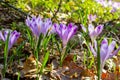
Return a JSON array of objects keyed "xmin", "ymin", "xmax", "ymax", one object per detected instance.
[{"xmin": 22, "ymin": 54, "xmax": 41, "ymax": 78}]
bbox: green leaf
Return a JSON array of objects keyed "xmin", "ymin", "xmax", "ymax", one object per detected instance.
[
  {"xmin": 39, "ymin": 51, "xmax": 50, "ymax": 74},
  {"xmin": 3, "ymin": 31, "xmax": 10, "ymax": 77}
]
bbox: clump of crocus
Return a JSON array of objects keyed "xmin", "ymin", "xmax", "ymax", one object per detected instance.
[
  {"xmin": 26, "ymin": 16, "xmax": 54, "ymax": 37},
  {"xmin": 54, "ymin": 23, "xmax": 77, "ymax": 48},
  {"xmin": 0, "ymin": 30, "xmax": 20, "ymax": 50},
  {"xmin": 89, "ymin": 38, "xmax": 120, "ymax": 73},
  {"xmin": 81, "ymin": 24, "xmax": 103, "ymax": 42}
]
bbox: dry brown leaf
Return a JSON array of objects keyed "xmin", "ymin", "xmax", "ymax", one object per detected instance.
[
  {"xmin": 22, "ymin": 54, "xmax": 41, "ymax": 76},
  {"xmin": 51, "ymin": 54, "xmax": 95, "ymax": 80}
]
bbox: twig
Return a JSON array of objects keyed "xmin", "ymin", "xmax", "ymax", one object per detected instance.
[
  {"xmin": 0, "ymin": 0, "xmax": 31, "ymax": 18},
  {"xmin": 51, "ymin": 0, "xmax": 62, "ymax": 20}
]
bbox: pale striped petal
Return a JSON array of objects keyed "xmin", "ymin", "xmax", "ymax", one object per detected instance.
[{"xmin": 0, "ymin": 31, "xmax": 5, "ymax": 41}]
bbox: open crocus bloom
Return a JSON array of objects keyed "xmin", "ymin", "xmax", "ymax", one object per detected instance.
[
  {"xmin": 54, "ymin": 23, "xmax": 77, "ymax": 48},
  {"xmin": 80, "ymin": 24, "xmax": 103, "ymax": 42},
  {"xmin": 0, "ymin": 30, "xmax": 20, "ymax": 50},
  {"xmin": 89, "ymin": 38, "xmax": 120, "ymax": 68},
  {"xmin": 26, "ymin": 16, "xmax": 54, "ymax": 37},
  {"xmin": 88, "ymin": 24, "xmax": 103, "ymax": 42}
]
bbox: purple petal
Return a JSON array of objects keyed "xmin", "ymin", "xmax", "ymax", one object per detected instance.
[
  {"xmin": 80, "ymin": 24, "xmax": 87, "ymax": 32},
  {"xmin": 68, "ymin": 23, "xmax": 73, "ymax": 29},
  {"xmin": 54, "ymin": 23, "xmax": 62, "ymax": 39},
  {"xmin": 43, "ymin": 18, "xmax": 53, "ymax": 35},
  {"xmin": 61, "ymin": 24, "xmax": 67, "ymax": 36},
  {"xmin": 4, "ymin": 30, "xmax": 10, "ymax": 41},
  {"xmin": 111, "ymin": 8, "xmax": 117, "ymax": 13},
  {"xmin": 107, "ymin": 41, "xmax": 116, "ymax": 55},
  {"xmin": 89, "ymin": 43, "xmax": 97, "ymax": 56},
  {"xmin": 88, "ymin": 24, "xmax": 94, "ymax": 34},
  {"xmin": 88, "ymin": 14, "xmax": 96, "ymax": 22},
  {"xmin": 60, "ymin": 23, "xmax": 64, "ymax": 29},
  {"xmin": 100, "ymin": 38, "xmax": 108, "ymax": 62},
  {"xmin": 54, "ymin": 23, "xmax": 59, "ymax": 29},
  {"xmin": 67, "ymin": 25, "xmax": 77, "ymax": 41},
  {"xmin": 31, "ymin": 16, "xmax": 36, "ymax": 22},
  {"xmin": 88, "ymin": 24, "xmax": 96, "ymax": 41},
  {"xmin": 9, "ymin": 31, "xmax": 20, "ymax": 49},
  {"xmin": 0, "ymin": 31, "xmax": 5, "ymax": 41},
  {"xmin": 42, "ymin": 18, "xmax": 53, "ymax": 35},
  {"xmin": 100, "ymin": 38, "xmax": 109, "ymax": 69},
  {"xmin": 95, "ymin": 25, "xmax": 103, "ymax": 36},
  {"xmin": 109, "ymin": 46, "xmax": 120, "ymax": 58}
]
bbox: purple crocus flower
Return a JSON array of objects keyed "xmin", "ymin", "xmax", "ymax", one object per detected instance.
[
  {"xmin": 88, "ymin": 14, "xmax": 96, "ymax": 22},
  {"xmin": 0, "ymin": 30, "xmax": 20, "ymax": 50},
  {"xmin": 111, "ymin": 8, "xmax": 117, "ymax": 13},
  {"xmin": 26, "ymin": 16, "xmax": 54, "ymax": 37},
  {"xmin": 81, "ymin": 24, "xmax": 103, "ymax": 42},
  {"xmin": 88, "ymin": 24, "xmax": 103, "ymax": 42},
  {"xmin": 54, "ymin": 23, "xmax": 77, "ymax": 48},
  {"xmin": 89, "ymin": 38, "xmax": 120, "ymax": 69}
]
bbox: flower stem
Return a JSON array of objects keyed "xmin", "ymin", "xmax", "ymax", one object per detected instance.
[
  {"xmin": 60, "ymin": 47, "xmax": 66, "ymax": 66},
  {"xmin": 97, "ymin": 41, "xmax": 101, "ymax": 80}
]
